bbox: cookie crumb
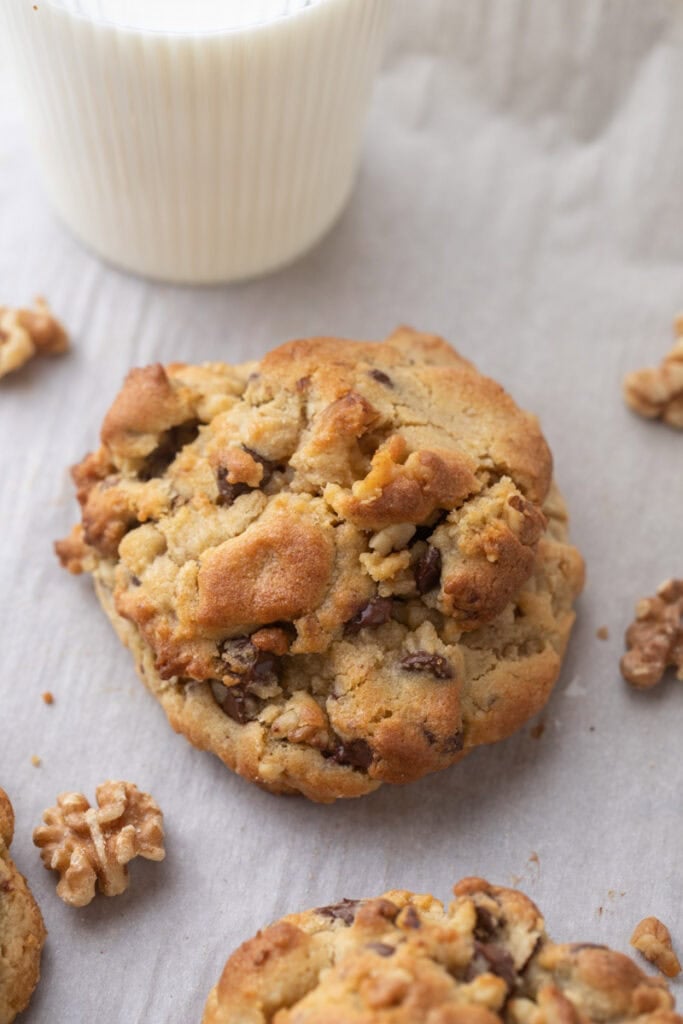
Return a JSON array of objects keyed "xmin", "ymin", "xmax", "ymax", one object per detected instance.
[
  {"xmin": 30, "ymin": 755, "xmax": 41, "ymax": 767},
  {"xmin": 596, "ymin": 625, "xmax": 609, "ymax": 640},
  {"xmin": 620, "ymin": 580, "xmax": 683, "ymax": 689},
  {"xmin": 41, "ymin": 691, "xmax": 54, "ymax": 705},
  {"xmin": 631, "ymin": 917, "xmax": 681, "ymax": 978},
  {"xmin": 623, "ymin": 318, "xmax": 683, "ymax": 428}
]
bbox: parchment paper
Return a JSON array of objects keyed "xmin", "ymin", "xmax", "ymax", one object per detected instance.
[{"xmin": 1, "ymin": 1, "xmax": 682, "ymax": 1020}]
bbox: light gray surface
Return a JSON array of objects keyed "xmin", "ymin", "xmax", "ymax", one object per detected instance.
[{"xmin": 1, "ymin": 1, "xmax": 682, "ymax": 1021}]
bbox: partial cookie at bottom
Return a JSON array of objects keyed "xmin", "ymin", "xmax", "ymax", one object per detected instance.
[
  {"xmin": 203, "ymin": 877, "xmax": 682, "ymax": 1024},
  {"xmin": 0, "ymin": 789, "xmax": 46, "ymax": 1024}
]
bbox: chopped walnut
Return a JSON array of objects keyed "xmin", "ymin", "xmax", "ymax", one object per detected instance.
[
  {"xmin": 33, "ymin": 781, "xmax": 164, "ymax": 907},
  {"xmin": 0, "ymin": 298, "xmax": 69, "ymax": 379},
  {"xmin": 631, "ymin": 917, "xmax": 681, "ymax": 978},
  {"xmin": 620, "ymin": 580, "xmax": 683, "ymax": 689},
  {"xmin": 623, "ymin": 318, "xmax": 683, "ymax": 428}
]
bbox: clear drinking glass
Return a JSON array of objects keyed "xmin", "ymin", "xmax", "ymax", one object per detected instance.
[{"xmin": 0, "ymin": 0, "xmax": 392, "ymax": 283}]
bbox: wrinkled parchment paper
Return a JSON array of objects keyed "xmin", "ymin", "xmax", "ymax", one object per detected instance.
[{"xmin": 1, "ymin": 1, "xmax": 682, "ymax": 1019}]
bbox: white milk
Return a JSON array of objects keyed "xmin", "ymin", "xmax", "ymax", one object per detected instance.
[{"xmin": 0, "ymin": 0, "xmax": 391, "ymax": 282}]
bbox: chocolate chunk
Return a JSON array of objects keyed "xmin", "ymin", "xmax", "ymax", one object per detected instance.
[
  {"xmin": 210, "ymin": 681, "xmax": 252, "ymax": 725},
  {"xmin": 474, "ymin": 906, "xmax": 498, "ymax": 941},
  {"xmin": 467, "ymin": 941, "xmax": 517, "ymax": 989},
  {"xmin": 368, "ymin": 369, "xmax": 393, "ymax": 387},
  {"xmin": 414, "ymin": 546, "xmax": 442, "ymax": 594},
  {"xmin": 317, "ymin": 898, "xmax": 361, "ymax": 925},
  {"xmin": 402, "ymin": 906, "xmax": 421, "ymax": 929},
  {"xmin": 376, "ymin": 899, "xmax": 400, "ymax": 921},
  {"xmin": 367, "ymin": 942, "xmax": 395, "ymax": 957},
  {"xmin": 400, "ymin": 651, "xmax": 454, "ymax": 680},
  {"xmin": 329, "ymin": 738, "xmax": 374, "ymax": 771},
  {"xmin": 216, "ymin": 466, "xmax": 251, "ymax": 505},
  {"xmin": 443, "ymin": 731, "xmax": 464, "ymax": 754},
  {"xmin": 139, "ymin": 420, "xmax": 200, "ymax": 481},
  {"xmin": 423, "ymin": 727, "xmax": 437, "ymax": 745},
  {"xmin": 345, "ymin": 598, "xmax": 393, "ymax": 635},
  {"xmin": 216, "ymin": 446, "xmax": 281, "ymax": 505},
  {"xmin": 130, "ymin": 574, "xmax": 141, "ymax": 587},
  {"xmin": 218, "ymin": 637, "xmax": 280, "ymax": 685}
]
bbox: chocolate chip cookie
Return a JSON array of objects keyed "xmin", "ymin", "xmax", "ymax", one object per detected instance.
[
  {"xmin": 0, "ymin": 789, "xmax": 46, "ymax": 1024},
  {"xmin": 202, "ymin": 877, "xmax": 680, "ymax": 1024},
  {"xmin": 56, "ymin": 329, "xmax": 584, "ymax": 802}
]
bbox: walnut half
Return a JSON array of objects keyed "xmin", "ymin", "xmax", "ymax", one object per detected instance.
[
  {"xmin": 620, "ymin": 580, "xmax": 683, "ymax": 689},
  {"xmin": 33, "ymin": 781, "xmax": 164, "ymax": 907},
  {"xmin": 631, "ymin": 916, "xmax": 681, "ymax": 978},
  {"xmin": 0, "ymin": 298, "xmax": 69, "ymax": 379},
  {"xmin": 623, "ymin": 318, "xmax": 683, "ymax": 428}
]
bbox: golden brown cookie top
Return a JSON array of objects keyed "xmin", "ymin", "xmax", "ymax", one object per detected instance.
[
  {"xmin": 56, "ymin": 329, "xmax": 583, "ymax": 800},
  {"xmin": 203, "ymin": 879, "xmax": 681, "ymax": 1024}
]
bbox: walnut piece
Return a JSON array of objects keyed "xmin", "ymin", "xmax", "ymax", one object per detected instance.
[
  {"xmin": 33, "ymin": 781, "xmax": 164, "ymax": 907},
  {"xmin": 623, "ymin": 317, "xmax": 683, "ymax": 428},
  {"xmin": 0, "ymin": 298, "xmax": 69, "ymax": 379},
  {"xmin": 620, "ymin": 580, "xmax": 683, "ymax": 689},
  {"xmin": 631, "ymin": 916, "xmax": 681, "ymax": 978}
]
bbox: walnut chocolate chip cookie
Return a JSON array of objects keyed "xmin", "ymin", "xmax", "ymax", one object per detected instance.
[
  {"xmin": 0, "ymin": 788, "xmax": 46, "ymax": 1024},
  {"xmin": 56, "ymin": 329, "xmax": 584, "ymax": 802},
  {"xmin": 202, "ymin": 877, "xmax": 681, "ymax": 1024}
]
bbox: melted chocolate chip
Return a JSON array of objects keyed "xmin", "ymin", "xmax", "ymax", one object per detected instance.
[
  {"xmin": 467, "ymin": 942, "xmax": 517, "ymax": 989},
  {"xmin": 402, "ymin": 906, "xmax": 421, "ymax": 929},
  {"xmin": 474, "ymin": 906, "xmax": 498, "ymax": 941},
  {"xmin": 216, "ymin": 446, "xmax": 281, "ymax": 505},
  {"xmin": 400, "ymin": 651, "xmax": 454, "ymax": 680},
  {"xmin": 345, "ymin": 598, "xmax": 393, "ymax": 635},
  {"xmin": 414, "ymin": 546, "xmax": 442, "ymax": 594},
  {"xmin": 328, "ymin": 738, "xmax": 374, "ymax": 770},
  {"xmin": 0, "ymin": 880, "xmax": 11, "ymax": 893},
  {"xmin": 296, "ymin": 376, "xmax": 311, "ymax": 392},
  {"xmin": 130, "ymin": 575, "xmax": 141, "ymax": 587},
  {"xmin": 368, "ymin": 369, "xmax": 393, "ymax": 387},
  {"xmin": 443, "ymin": 731, "xmax": 464, "ymax": 754},
  {"xmin": 317, "ymin": 898, "xmax": 361, "ymax": 925},
  {"xmin": 218, "ymin": 637, "xmax": 280, "ymax": 685},
  {"xmin": 367, "ymin": 942, "xmax": 395, "ymax": 957},
  {"xmin": 138, "ymin": 420, "xmax": 200, "ymax": 481},
  {"xmin": 216, "ymin": 466, "xmax": 251, "ymax": 505},
  {"xmin": 210, "ymin": 681, "xmax": 252, "ymax": 725}
]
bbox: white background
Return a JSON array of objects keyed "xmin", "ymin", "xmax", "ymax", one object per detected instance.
[{"xmin": 1, "ymin": 1, "xmax": 682, "ymax": 1020}]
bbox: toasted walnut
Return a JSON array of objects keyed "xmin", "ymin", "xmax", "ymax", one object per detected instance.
[
  {"xmin": 623, "ymin": 318, "xmax": 683, "ymax": 428},
  {"xmin": 33, "ymin": 781, "xmax": 164, "ymax": 907},
  {"xmin": 0, "ymin": 299, "xmax": 69, "ymax": 379},
  {"xmin": 620, "ymin": 580, "xmax": 683, "ymax": 689},
  {"xmin": 631, "ymin": 917, "xmax": 681, "ymax": 978}
]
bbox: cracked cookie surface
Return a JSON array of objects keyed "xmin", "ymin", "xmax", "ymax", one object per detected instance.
[
  {"xmin": 0, "ymin": 789, "xmax": 46, "ymax": 1024},
  {"xmin": 56, "ymin": 329, "xmax": 584, "ymax": 802},
  {"xmin": 202, "ymin": 877, "xmax": 681, "ymax": 1024}
]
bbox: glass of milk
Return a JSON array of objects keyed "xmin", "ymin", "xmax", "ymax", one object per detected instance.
[{"xmin": 0, "ymin": 0, "xmax": 391, "ymax": 283}]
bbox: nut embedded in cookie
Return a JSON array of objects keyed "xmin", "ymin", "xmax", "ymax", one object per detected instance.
[
  {"xmin": 0, "ymin": 787, "xmax": 47, "ymax": 1024},
  {"xmin": 33, "ymin": 781, "xmax": 165, "ymax": 907},
  {"xmin": 201, "ymin": 877, "xmax": 681, "ymax": 1024},
  {"xmin": 55, "ymin": 329, "xmax": 584, "ymax": 802}
]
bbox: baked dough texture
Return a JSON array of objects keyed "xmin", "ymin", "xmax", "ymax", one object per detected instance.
[
  {"xmin": 202, "ymin": 878, "xmax": 681, "ymax": 1024},
  {"xmin": 56, "ymin": 329, "xmax": 584, "ymax": 802},
  {"xmin": 0, "ymin": 789, "xmax": 46, "ymax": 1024}
]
